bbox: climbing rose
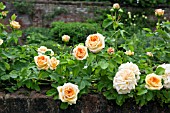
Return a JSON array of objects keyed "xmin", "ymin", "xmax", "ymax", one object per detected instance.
[
  {"xmin": 145, "ymin": 73, "xmax": 163, "ymax": 90},
  {"xmin": 10, "ymin": 20, "xmax": 21, "ymax": 29},
  {"xmin": 85, "ymin": 33, "xmax": 105, "ymax": 53},
  {"xmin": 73, "ymin": 45, "xmax": 88, "ymax": 60},
  {"xmin": 57, "ymin": 83, "xmax": 79, "ymax": 105}
]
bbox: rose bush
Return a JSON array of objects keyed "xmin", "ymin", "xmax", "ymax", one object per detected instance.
[{"xmin": 0, "ymin": 2, "xmax": 170, "ymax": 109}]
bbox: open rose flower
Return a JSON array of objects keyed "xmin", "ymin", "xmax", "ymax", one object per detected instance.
[
  {"xmin": 113, "ymin": 69, "xmax": 137, "ymax": 94},
  {"xmin": 145, "ymin": 73, "xmax": 163, "ymax": 90},
  {"xmin": 62, "ymin": 35, "xmax": 70, "ymax": 42},
  {"xmin": 158, "ymin": 64, "xmax": 170, "ymax": 88},
  {"xmin": 37, "ymin": 46, "xmax": 48, "ymax": 54},
  {"xmin": 57, "ymin": 83, "xmax": 79, "ymax": 105},
  {"xmin": 0, "ymin": 39, "xmax": 3, "ymax": 45},
  {"xmin": 34, "ymin": 55, "xmax": 50, "ymax": 70},
  {"xmin": 10, "ymin": 20, "xmax": 21, "ymax": 29},
  {"xmin": 118, "ymin": 62, "xmax": 141, "ymax": 81},
  {"xmin": 85, "ymin": 33, "xmax": 105, "ymax": 53},
  {"xmin": 155, "ymin": 9, "xmax": 164, "ymax": 16},
  {"xmin": 49, "ymin": 57, "xmax": 60, "ymax": 70},
  {"xmin": 125, "ymin": 50, "xmax": 134, "ymax": 56},
  {"xmin": 73, "ymin": 45, "xmax": 88, "ymax": 60},
  {"xmin": 113, "ymin": 3, "xmax": 120, "ymax": 9}
]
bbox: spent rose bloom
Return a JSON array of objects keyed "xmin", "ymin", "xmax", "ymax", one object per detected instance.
[
  {"xmin": 155, "ymin": 9, "xmax": 164, "ymax": 16},
  {"xmin": 1, "ymin": 11, "xmax": 7, "ymax": 17},
  {"xmin": 34, "ymin": 55, "xmax": 50, "ymax": 70},
  {"xmin": 62, "ymin": 35, "xmax": 70, "ymax": 42},
  {"xmin": 118, "ymin": 62, "xmax": 141, "ymax": 81},
  {"xmin": 146, "ymin": 52, "xmax": 153, "ymax": 57},
  {"xmin": 125, "ymin": 50, "xmax": 134, "ymax": 56},
  {"xmin": 85, "ymin": 33, "xmax": 105, "ymax": 53},
  {"xmin": 73, "ymin": 45, "xmax": 88, "ymax": 60},
  {"xmin": 107, "ymin": 47, "xmax": 115, "ymax": 55},
  {"xmin": 10, "ymin": 20, "xmax": 21, "ymax": 29},
  {"xmin": 158, "ymin": 64, "xmax": 170, "ymax": 88},
  {"xmin": 113, "ymin": 69, "xmax": 137, "ymax": 94},
  {"xmin": 113, "ymin": 3, "xmax": 120, "ymax": 9},
  {"xmin": 0, "ymin": 39, "xmax": 3, "ymax": 45},
  {"xmin": 57, "ymin": 83, "xmax": 79, "ymax": 105},
  {"xmin": 49, "ymin": 57, "xmax": 60, "ymax": 70},
  {"xmin": 145, "ymin": 73, "xmax": 163, "ymax": 90}
]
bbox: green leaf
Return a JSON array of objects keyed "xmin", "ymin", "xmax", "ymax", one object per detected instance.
[
  {"xmin": 98, "ymin": 60, "xmax": 109, "ymax": 69},
  {"xmin": 3, "ymin": 62, "xmax": 10, "ymax": 70},
  {"xmin": 156, "ymin": 67, "xmax": 165, "ymax": 75},
  {"xmin": 102, "ymin": 18, "xmax": 113, "ymax": 29},
  {"xmin": 60, "ymin": 102, "xmax": 68, "ymax": 109},
  {"xmin": 137, "ymin": 89, "xmax": 148, "ymax": 95},
  {"xmin": 0, "ymin": 2, "xmax": 6, "ymax": 10},
  {"xmin": 143, "ymin": 28, "xmax": 152, "ymax": 32},
  {"xmin": 46, "ymin": 88, "xmax": 57, "ymax": 97},
  {"xmin": 146, "ymin": 92, "xmax": 153, "ymax": 101},
  {"xmin": 11, "ymin": 14, "xmax": 17, "ymax": 21},
  {"xmin": 115, "ymin": 55, "xmax": 122, "ymax": 64},
  {"xmin": 1, "ymin": 75, "xmax": 10, "ymax": 80},
  {"xmin": 79, "ymin": 81, "xmax": 85, "ymax": 90}
]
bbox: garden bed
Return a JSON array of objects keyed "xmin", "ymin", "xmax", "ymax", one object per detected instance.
[{"xmin": 0, "ymin": 89, "xmax": 169, "ymax": 113}]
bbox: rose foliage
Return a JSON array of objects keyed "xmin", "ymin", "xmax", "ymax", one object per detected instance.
[{"xmin": 0, "ymin": 2, "xmax": 170, "ymax": 109}]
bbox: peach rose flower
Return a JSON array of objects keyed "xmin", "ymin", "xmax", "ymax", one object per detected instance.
[
  {"xmin": 49, "ymin": 57, "xmax": 60, "ymax": 70},
  {"xmin": 62, "ymin": 35, "xmax": 70, "ymax": 42},
  {"xmin": 107, "ymin": 47, "xmax": 115, "ymax": 55},
  {"xmin": 57, "ymin": 83, "xmax": 79, "ymax": 105},
  {"xmin": 37, "ymin": 46, "xmax": 48, "ymax": 54},
  {"xmin": 158, "ymin": 64, "xmax": 170, "ymax": 89},
  {"xmin": 125, "ymin": 50, "xmax": 134, "ymax": 56},
  {"xmin": 113, "ymin": 69, "xmax": 137, "ymax": 94},
  {"xmin": 10, "ymin": 20, "xmax": 21, "ymax": 29},
  {"xmin": 0, "ymin": 39, "xmax": 3, "ymax": 45},
  {"xmin": 155, "ymin": 9, "xmax": 164, "ymax": 16},
  {"xmin": 34, "ymin": 55, "xmax": 50, "ymax": 70},
  {"xmin": 113, "ymin": 3, "xmax": 120, "ymax": 9},
  {"xmin": 85, "ymin": 33, "xmax": 105, "ymax": 53},
  {"xmin": 118, "ymin": 62, "xmax": 141, "ymax": 81},
  {"xmin": 73, "ymin": 45, "xmax": 88, "ymax": 60},
  {"xmin": 146, "ymin": 52, "xmax": 153, "ymax": 57},
  {"xmin": 145, "ymin": 73, "xmax": 163, "ymax": 90}
]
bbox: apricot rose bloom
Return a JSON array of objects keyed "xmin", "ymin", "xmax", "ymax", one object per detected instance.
[
  {"xmin": 37, "ymin": 46, "xmax": 54, "ymax": 56},
  {"xmin": 0, "ymin": 39, "xmax": 3, "ymax": 45},
  {"xmin": 145, "ymin": 73, "xmax": 163, "ymax": 90},
  {"xmin": 113, "ymin": 69, "xmax": 137, "ymax": 94},
  {"xmin": 155, "ymin": 9, "xmax": 164, "ymax": 16},
  {"xmin": 113, "ymin": 3, "xmax": 120, "ymax": 9},
  {"xmin": 118, "ymin": 62, "xmax": 141, "ymax": 81},
  {"xmin": 158, "ymin": 64, "xmax": 170, "ymax": 89},
  {"xmin": 85, "ymin": 33, "xmax": 105, "ymax": 53},
  {"xmin": 107, "ymin": 47, "xmax": 114, "ymax": 55},
  {"xmin": 146, "ymin": 52, "xmax": 153, "ymax": 57},
  {"xmin": 62, "ymin": 35, "xmax": 70, "ymax": 42},
  {"xmin": 73, "ymin": 45, "xmax": 88, "ymax": 60},
  {"xmin": 10, "ymin": 20, "xmax": 21, "ymax": 29},
  {"xmin": 49, "ymin": 57, "xmax": 60, "ymax": 70},
  {"xmin": 125, "ymin": 50, "xmax": 134, "ymax": 56},
  {"xmin": 34, "ymin": 55, "xmax": 50, "ymax": 70},
  {"xmin": 57, "ymin": 83, "xmax": 79, "ymax": 105}
]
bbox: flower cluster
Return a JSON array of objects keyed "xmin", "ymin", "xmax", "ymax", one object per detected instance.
[
  {"xmin": 113, "ymin": 62, "xmax": 140, "ymax": 94},
  {"xmin": 34, "ymin": 46, "xmax": 59, "ymax": 70}
]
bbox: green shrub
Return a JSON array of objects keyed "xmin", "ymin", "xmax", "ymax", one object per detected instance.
[{"xmin": 50, "ymin": 22, "xmax": 102, "ymax": 45}]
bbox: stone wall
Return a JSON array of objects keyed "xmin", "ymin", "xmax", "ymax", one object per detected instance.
[
  {"xmin": 0, "ymin": 89, "xmax": 170, "ymax": 113},
  {"xmin": 2, "ymin": 1, "xmax": 170, "ymax": 28}
]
